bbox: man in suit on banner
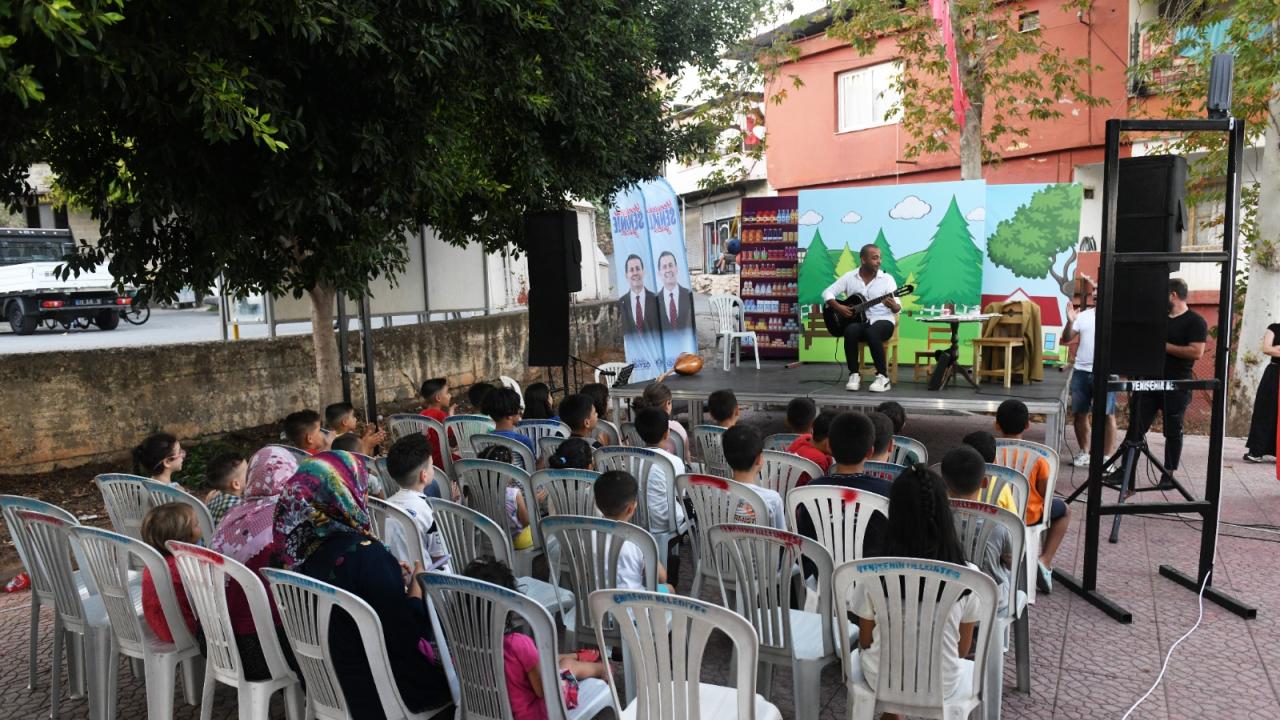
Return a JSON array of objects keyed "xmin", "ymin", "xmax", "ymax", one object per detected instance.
[
  {"xmin": 656, "ymin": 250, "xmax": 695, "ymax": 333},
  {"xmin": 619, "ymin": 253, "xmax": 662, "ymax": 337}
]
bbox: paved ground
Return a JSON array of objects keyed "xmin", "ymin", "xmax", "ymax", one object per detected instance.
[{"xmin": 2, "ymin": 413, "xmax": 1277, "ymax": 718}]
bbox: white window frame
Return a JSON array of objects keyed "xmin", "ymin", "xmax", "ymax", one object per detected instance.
[{"xmin": 836, "ymin": 61, "xmax": 902, "ymax": 134}]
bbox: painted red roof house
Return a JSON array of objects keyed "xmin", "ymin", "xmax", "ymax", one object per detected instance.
[{"xmin": 980, "ymin": 288, "xmax": 1064, "ymax": 326}]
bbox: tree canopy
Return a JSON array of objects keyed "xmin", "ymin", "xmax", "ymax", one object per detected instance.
[
  {"xmin": 916, "ymin": 197, "xmax": 983, "ymax": 307},
  {"xmin": 3, "ymin": 0, "xmax": 767, "ymax": 301},
  {"xmin": 827, "ymin": 0, "xmax": 1105, "ymax": 178},
  {"xmin": 798, "ymin": 228, "xmax": 836, "ymax": 304},
  {"xmin": 986, "ymin": 184, "xmax": 1082, "ymax": 295}
]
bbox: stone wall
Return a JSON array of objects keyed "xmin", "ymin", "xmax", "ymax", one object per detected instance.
[{"xmin": 1, "ymin": 300, "xmax": 620, "ymax": 473}]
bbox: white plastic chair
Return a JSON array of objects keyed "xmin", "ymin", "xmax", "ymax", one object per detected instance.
[
  {"xmin": 1, "ymin": 495, "xmax": 83, "ymax": 692},
  {"xmin": 499, "ymin": 375, "xmax": 525, "ymax": 406},
  {"xmin": 785, "ymin": 485, "xmax": 889, "ymax": 566},
  {"xmin": 950, "ymin": 499, "xmax": 1031, "ymax": 713},
  {"xmin": 262, "ymin": 568, "xmax": 450, "ymax": 720},
  {"xmin": 517, "ymin": 419, "xmax": 571, "ymax": 458},
  {"xmin": 861, "ymin": 461, "xmax": 906, "ymax": 484},
  {"xmin": 708, "ymin": 524, "xmax": 846, "ymax": 720},
  {"xmin": 470, "ymin": 432, "xmax": 536, "ymax": 472},
  {"xmin": 890, "ymin": 435, "xmax": 928, "ymax": 465},
  {"xmin": 596, "ymin": 418, "xmax": 621, "ymax": 446},
  {"xmin": 537, "ymin": 435, "xmax": 572, "ymax": 464},
  {"xmin": 758, "ymin": 450, "xmax": 823, "ymax": 501},
  {"xmin": 994, "ymin": 438, "xmax": 1059, "ymax": 605},
  {"xmin": 17, "ymin": 510, "xmax": 113, "ymax": 720},
  {"xmin": 72, "ymin": 526, "xmax": 203, "ymax": 720},
  {"xmin": 983, "ymin": 463, "xmax": 1030, "ymax": 519},
  {"xmin": 764, "ymin": 433, "xmax": 801, "ymax": 452},
  {"xmin": 389, "ymin": 414, "xmax": 453, "ymax": 478},
  {"xmin": 708, "ymin": 294, "xmax": 761, "ymax": 372},
  {"xmin": 368, "ymin": 496, "xmax": 426, "ymax": 568},
  {"xmin": 445, "ymin": 415, "xmax": 497, "ymax": 459},
  {"xmin": 834, "ymin": 558, "xmax": 999, "ymax": 720},
  {"xmin": 692, "ymin": 424, "xmax": 731, "ymax": 478},
  {"xmin": 142, "ymin": 479, "xmax": 216, "ymax": 544},
  {"xmin": 589, "ymin": 588, "xmax": 783, "ymax": 720},
  {"xmin": 426, "ymin": 498, "xmax": 572, "ymax": 617},
  {"xmin": 167, "ymin": 541, "xmax": 303, "ymax": 720},
  {"xmin": 593, "ymin": 362, "xmax": 629, "ymax": 389},
  {"xmin": 539, "ymin": 514, "xmax": 658, "ymax": 690},
  {"xmin": 619, "ymin": 422, "xmax": 643, "ymax": 447},
  {"xmin": 532, "ymin": 469, "xmax": 601, "ymax": 517},
  {"xmin": 593, "ymin": 446, "xmax": 687, "ymax": 558},
  {"xmin": 676, "ymin": 473, "xmax": 767, "ymax": 597},
  {"xmin": 453, "ymin": 459, "xmax": 544, "ymax": 576},
  {"xmin": 420, "ymin": 571, "xmax": 611, "ymax": 720},
  {"xmin": 95, "ymin": 473, "xmax": 152, "ymax": 541}
]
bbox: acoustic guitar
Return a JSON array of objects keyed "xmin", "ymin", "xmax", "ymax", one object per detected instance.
[{"xmin": 821, "ymin": 284, "xmax": 914, "ymax": 337}]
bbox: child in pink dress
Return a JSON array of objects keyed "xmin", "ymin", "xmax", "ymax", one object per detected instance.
[{"xmin": 462, "ymin": 557, "xmax": 606, "ymax": 720}]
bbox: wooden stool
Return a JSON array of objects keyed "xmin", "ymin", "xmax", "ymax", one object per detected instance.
[
  {"xmin": 913, "ymin": 325, "xmax": 952, "ymax": 381},
  {"xmin": 972, "ymin": 308, "xmax": 1027, "ymax": 388}
]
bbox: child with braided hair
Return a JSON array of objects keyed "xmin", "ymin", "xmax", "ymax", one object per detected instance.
[{"xmin": 854, "ymin": 464, "xmax": 984, "ymax": 715}]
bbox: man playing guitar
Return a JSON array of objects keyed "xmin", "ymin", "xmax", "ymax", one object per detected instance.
[{"xmin": 823, "ymin": 244, "xmax": 901, "ymax": 392}]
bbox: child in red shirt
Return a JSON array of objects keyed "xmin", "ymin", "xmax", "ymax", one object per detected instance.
[
  {"xmin": 140, "ymin": 503, "xmax": 200, "ymax": 644},
  {"xmin": 418, "ymin": 378, "xmax": 457, "ymax": 467},
  {"xmin": 787, "ymin": 409, "xmax": 837, "ymax": 485}
]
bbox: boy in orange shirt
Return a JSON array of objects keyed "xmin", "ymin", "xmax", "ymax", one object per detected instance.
[{"xmin": 995, "ymin": 399, "xmax": 1070, "ymax": 593}]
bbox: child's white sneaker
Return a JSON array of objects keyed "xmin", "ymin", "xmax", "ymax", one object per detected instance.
[{"xmin": 869, "ymin": 374, "xmax": 891, "ymax": 392}]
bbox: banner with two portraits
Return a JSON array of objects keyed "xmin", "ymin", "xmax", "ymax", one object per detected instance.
[{"xmin": 610, "ymin": 179, "xmax": 697, "ymax": 382}]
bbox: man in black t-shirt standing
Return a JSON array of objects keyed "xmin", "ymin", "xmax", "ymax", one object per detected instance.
[{"xmin": 1128, "ymin": 278, "xmax": 1208, "ymax": 488}]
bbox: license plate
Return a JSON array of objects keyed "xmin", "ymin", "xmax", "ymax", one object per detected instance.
[{"xmin": 73, "ymin": 299, "xmax": 100, "ymax": 306}]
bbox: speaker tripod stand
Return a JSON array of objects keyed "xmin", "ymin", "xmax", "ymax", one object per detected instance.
[{"xmin": 1066, "ymin": 420, "xmax": 1195, "ymax": 543}]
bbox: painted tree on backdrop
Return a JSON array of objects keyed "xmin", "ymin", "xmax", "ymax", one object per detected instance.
[
  {"xmin": 1130, "ymin": 0, "xmax": 1280, "ymax": 433},
  {"xmin": 987, "ymin": 184, "xmax": 1083, "ymax": 296},
  {"xmin": 916, "ymin": 197, "xmax": 983, "ymax": 307},
  {"xmin": 0, "ymin": 0, "xmax": 767, "ymax": 403},
  {"xmin": 834, "ymin": 243, "xmax": 858, "ymax": 278},
  {"xmin": 798, "ymin": 228, "xmax": 837, "ymax": 304},
  {"xmin": 873, "ymin": 227, "xmax": 906, "ymax": 285},
  {"xmin": 827, "ymin": 0, "xmax": 1106, "ymax": 180}
]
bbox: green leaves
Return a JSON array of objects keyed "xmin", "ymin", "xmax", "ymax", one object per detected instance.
[{"xmin": 829, "ymin": 0, "xmax": 1107, "ymax": 171}]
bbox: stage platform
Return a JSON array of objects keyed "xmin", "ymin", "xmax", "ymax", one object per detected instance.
[{"xmin": 609, "ymin": 361, "xmax": 1071, "ymax": 446}]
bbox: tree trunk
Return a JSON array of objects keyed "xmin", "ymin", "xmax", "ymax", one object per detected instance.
[
  {"xmin": 1228, "ymin": 95, "xmax": 1280, "ymax": 435},
  {"xmin": 953, "ymin": 3, "xmax": 983, "ymax": 181},
  {"xmin": 308, "ymin": 283, "xmax": 343, "ymax": 407},
  {"xmin": 1049, "ymin": 246, "xmax": 1079, "ymax": 297}
]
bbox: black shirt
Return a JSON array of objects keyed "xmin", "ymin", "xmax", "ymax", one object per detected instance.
[
  {"xmin": 1166, "ymin": 310, "xmax": 1208, "ymax": 379},
  {"xmin": 1269, "ymin": 323, "xmax": 1280, "ymax": 365}
]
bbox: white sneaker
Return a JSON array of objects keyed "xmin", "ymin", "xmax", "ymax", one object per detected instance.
[
  {"xmin": 1072, "ymin": 452, "xmax": 1090, "ymax": 467},
  {"xmin": 845, "ymin": 373, "xmax": 861, "ymax": 391},
  {"xmin": 869, "ymin": 374, "xmax": 891, "ymax": 392}
]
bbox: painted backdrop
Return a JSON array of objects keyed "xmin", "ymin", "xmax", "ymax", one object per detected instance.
[{"xmin": 796, "ymin": 180, "xmax": 1080, "ymax": 366}]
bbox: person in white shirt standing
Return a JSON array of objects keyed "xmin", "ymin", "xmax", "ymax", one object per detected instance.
[
  {"xmin": 384, "ymin": 432, "xmax": 453, "ymax": 572},
  {"xmin": 1062, "ymin": 286, "xmax": 1117, "ymax": 467},
  {"xmin": 822, "ymin": 244, "xmax": 901, "ymax": 392}
]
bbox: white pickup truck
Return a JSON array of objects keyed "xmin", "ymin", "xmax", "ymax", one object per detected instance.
[{"xmin": 1, "ymin": 227, "xmax": 126, "ymax": 334}]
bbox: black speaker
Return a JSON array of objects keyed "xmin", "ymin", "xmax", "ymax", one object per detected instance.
[
  {"xmin": 1109, "ymin": 265, "xmax": 1170, "ymax": 377},
  {"xmin": 523, "ymin": 210, "xmax": 582, "ymax": 293},
  {"xmin": 1116, "ymin": 155, "xmax": 1187, "ymax": 270},
  {"xmin": 523, "ymin": 210, "xmax": 579, "ymax": 367}
]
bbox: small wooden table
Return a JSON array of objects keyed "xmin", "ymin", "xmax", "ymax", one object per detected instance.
[{"xmin": 920, "ymin": 314, "xmax": 1000, "ymax": 390}]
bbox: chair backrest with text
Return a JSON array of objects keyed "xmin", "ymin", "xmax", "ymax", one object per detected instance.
[
  {"xmin": 833, "ymin": 558, "xmax": 997, "ymax": 713},
  {"xmin": 590, "ymin": 589, "xmax": 771, "ymax": 720}
]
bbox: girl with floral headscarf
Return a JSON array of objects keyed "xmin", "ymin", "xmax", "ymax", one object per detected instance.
[
  {"xmin": 209, "ymin": 446, "xmax": 299, "ymax": 680},
  {"xmin": 273, "ymin": 451, "xmax": 450, "ymax": 719}
]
